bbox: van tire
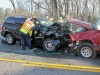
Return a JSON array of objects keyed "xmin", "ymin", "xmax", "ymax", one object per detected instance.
[{"xmin": 6, "ymin": 33, "xmax": 16, "ymax": 45}]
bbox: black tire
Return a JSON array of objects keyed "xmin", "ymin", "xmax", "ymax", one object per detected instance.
[
  {"xmin": 6, "ymin": 33, "xmax": 16, "ymax": 45},
  {"xmin": 43, "ymin": 38, "xmax": 57, "ymax": 51},
  {"xmin": 77, "ymin": 43, "xmax": 97, "ymax": 59}
]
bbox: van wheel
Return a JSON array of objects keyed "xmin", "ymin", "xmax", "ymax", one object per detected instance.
[
  {"xmin": 6, "ymin": 34, "xmax": 16, "ymax": 45},
  {"xmin": 43, "ymin": 38, "xmax": 57, "ymax": 51},
  {"xmin": 77, "ymin": 43, "xmax": 97, "ymax": 59}
]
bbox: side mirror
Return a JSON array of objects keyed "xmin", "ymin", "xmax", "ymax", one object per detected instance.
[{"xmin": 36, "ymin": 21, "xmax": 39, "ymax": 25}]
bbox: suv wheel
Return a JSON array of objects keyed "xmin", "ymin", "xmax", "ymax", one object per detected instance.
[
  {"xmin": 77, "ymin": 43, "xmax": 97, "ymax": 59},
  {"xmin": 43, "ymin": 38, "xmax": 57, "ymax": 51},
  {"xmin": 6, "ymin": 34, "xmax": 16, "ymax": 45}
]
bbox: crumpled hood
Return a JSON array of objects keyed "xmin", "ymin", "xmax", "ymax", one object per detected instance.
[{"xmin": 68, "ymin": 18, "xmax": 93, "ymax": 29}]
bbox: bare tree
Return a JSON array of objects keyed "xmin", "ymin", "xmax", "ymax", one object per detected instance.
[
  {"xmin": 6, "ymin": 0, "xmax": 100, "ymax": 22},
  {"xmin": 9, "ymin": 0, "xmax": 16, "ymax": 14},
  {"xmin": 9, "ymin": 0, "xmax": 16, "ymax": 9},
  {"xmin": 54, "ymin": 0, "xmax": 58, "ymax": 21}
]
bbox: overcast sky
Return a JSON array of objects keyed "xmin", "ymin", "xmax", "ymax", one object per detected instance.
[{"xmin": 0, "ymin": 0, "xmax": 13, "ymax": 9}]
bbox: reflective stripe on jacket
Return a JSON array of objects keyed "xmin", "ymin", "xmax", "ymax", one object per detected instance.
[{"xmin": 20, "ymin": 20, "xmax": 33, "ymax": 36}]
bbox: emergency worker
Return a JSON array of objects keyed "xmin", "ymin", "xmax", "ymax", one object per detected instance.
[{"xmin": 20, "ymin": 17, "xmax": 35, "ymax": 50}]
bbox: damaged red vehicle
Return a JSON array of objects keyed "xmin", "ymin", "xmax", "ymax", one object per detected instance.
[{"xmin": 68, "ymin": 18, "xmax": 100, "ymax": 59}]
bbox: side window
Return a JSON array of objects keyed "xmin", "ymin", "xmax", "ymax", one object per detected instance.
[
  {"xmin": 18, "ymin": 18, "xmax": 26, "ymax": 25},
  {"xmin": 5, "ymin": 17, "xmax": 16, "ymax": 24},
  {"xmin": 97, "ymin": 25, "xmax": 100, "ymax": 30},
  {"xmin": 15, "ymin": 18, "xmax": 26, "ymax": 30}
]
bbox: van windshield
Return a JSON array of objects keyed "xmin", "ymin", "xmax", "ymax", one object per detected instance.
[
  {"xmin": 37, "ymin": 18, "xmax": 54, "ymax": 28},
  {"xmin": 40, "ymin": 20, "xmax": 53, "ymax": 28}
]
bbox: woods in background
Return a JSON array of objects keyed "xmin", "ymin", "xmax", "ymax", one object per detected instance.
[{"xmin": 0, "ymin": 0, "xmax": 100, "ymax": 23}]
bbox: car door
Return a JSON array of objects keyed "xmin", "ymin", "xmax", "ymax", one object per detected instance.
[
  {"xmin": 32, "ymin": 19, "xmax": 45, "ymax": 44},
  {"xmin": 95, "ymin": 30, "xmax": 100, "ymax": 46}
]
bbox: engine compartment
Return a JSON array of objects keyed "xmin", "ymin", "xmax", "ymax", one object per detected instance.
[
  {"xmin": 48, "ymin": 22, "xmax": 72, "ymax": 39},
  {"xmin": 46, "ymin": 22, "xmax": 72, "ymax": 47}
]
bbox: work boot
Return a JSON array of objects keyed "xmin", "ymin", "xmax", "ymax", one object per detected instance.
[{"xmin": 20, "ymin": 46, "xmax": 25, "ymax": 50}]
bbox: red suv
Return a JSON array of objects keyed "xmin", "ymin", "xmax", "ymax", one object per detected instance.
[{"xmin": 68, "ymin": 18, "xmax": 100, "ymax": 59}]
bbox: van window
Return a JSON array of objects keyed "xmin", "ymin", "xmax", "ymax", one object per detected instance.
[
  {"xmin": 5, "ymin": 17, "xmax": 17, "ymax": 24},
  {"xmin": 18, "ymin": 18, "xmax": 26, "ymax": 25}
]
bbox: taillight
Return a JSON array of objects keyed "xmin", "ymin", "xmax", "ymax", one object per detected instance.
[{"xmin": 0, "ymin": 25, "xmax": 5, "ymax": 31}]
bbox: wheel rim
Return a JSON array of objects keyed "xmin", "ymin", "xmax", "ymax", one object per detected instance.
[
  {"xmin": 7, "ymin": 36, "xmax": 13, "ymax": 44},
  {"xmin": 44, "ymin": 40, "xmax": 55, "ymax": 51},
  {"xmin": 81, "ymin": 47, "xmax": 92, "ymax": 58}
]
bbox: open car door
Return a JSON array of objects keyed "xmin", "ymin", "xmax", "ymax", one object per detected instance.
[{"xmin": 31, "ymin": 19, "xmax": 45, "ymax": 46}]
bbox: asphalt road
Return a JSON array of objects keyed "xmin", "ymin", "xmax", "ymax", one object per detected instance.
[{"xmin": 0, "ymin": 35, "xmax": 100, "ymax": 75}]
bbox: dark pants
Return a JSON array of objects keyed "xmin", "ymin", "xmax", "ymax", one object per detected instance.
[{"xmin": 19, "ymin": 32, "xmax": 32, "ymax": 49}]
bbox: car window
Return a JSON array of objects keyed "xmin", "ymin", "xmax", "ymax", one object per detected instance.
[
  {"xmin": 97, "ymin": 25, "xmax": 100, "ymax": 30},
  {"xmin": 5, "ymin": 17, "xmax": 16, "ymax": 24},
  {"xmin": 40, "ymin": 21, "xmax": 46, "ymax": 24},
  {"xmin": 76, "ymin": 27, "xmax": 86, "ymax": 32},
  {"xmin": 18, "ymin": 18, "xmax": 26, "ymax": 25},
  {"xmin": 40, "ymin": 20, "xmax": 53, "ymax": 28},
  {"xmin": 93, "ymin": 20, "xmax": 100, "ymax": 30}
]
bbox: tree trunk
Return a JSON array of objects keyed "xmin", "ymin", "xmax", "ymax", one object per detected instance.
[
  {"xmin": 85, "ymin": 0, "xmax": 88, "ymax": 21},
  {"xmin": 54, "ymin": 0, "xmax": 58, "ymax": 22}
]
